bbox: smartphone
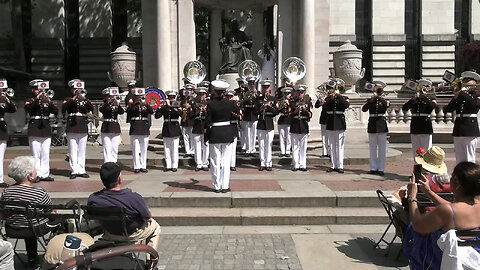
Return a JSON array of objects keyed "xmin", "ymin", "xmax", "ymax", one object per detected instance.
[{"xmin": 413, "ymin": 164, "xmax": 422, "ymax": 182}]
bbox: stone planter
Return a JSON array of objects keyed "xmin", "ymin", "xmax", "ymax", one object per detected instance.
[
  {"xmin": 333, "ymin": 41, "xmax": 365, "ymax": 93},
  {"xmin": 107, "ymin": 44, "xmax": 136, "ymax": 92}
]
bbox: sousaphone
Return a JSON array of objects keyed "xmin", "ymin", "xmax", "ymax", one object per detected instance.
[
  {"xmin": 238, "ymin": 60, "xmax": 261, "ymax": 81},
  {"xmin": 183, "ymin": 60, "xmax": 206, "ymax": 85},
  {"xmin": 283, "ymin": 57, "xmax": 306, "ymax": 84}
]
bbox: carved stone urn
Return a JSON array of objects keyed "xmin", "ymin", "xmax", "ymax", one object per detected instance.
[
  {"xmin": 107, "ymin": 44, "xmax": 136, "ymax": 92},
  {"xmin": 333, "ymin": 40, "xmax": 365, "ymax": 93}
]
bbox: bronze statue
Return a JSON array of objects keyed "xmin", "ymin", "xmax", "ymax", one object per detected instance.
[{"xmin": 219, "ymin": 20, "xmax": 253, "ymax": 74}]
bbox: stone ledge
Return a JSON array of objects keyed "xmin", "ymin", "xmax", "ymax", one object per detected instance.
[
  {"xmin": 422, "ymin": 34, "xmax": 456, "ymax": 43},
  {"xmin": 372, "ymin": 34, "xmax": 406, "ymax": 43},
  {"xmin": 329, "ymin": 35, "xmax": 356, "ymax": 43}
]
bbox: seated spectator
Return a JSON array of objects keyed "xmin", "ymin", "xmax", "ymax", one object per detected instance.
[
  {"xmin": 87, "ymin": 162, "xmax": 161, "ymax": 265},
  {"xmin": 403, "ymin": 161, "xmax": 480, "ymax": 269},
  {"xmin": 0, "ymin": 156, "xmax": 61, "ymax": 267}
]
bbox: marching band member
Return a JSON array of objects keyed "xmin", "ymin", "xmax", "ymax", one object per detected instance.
[
  {"xmin": 62, "ymin": 79, "xmax": 93, "ymax": 179},
  {"xmin": 256, "ymin": 80, "xmax": 279, "ymax": 171},
  {"xmin": 100, "ymin": 87, "xmax": 124, "ymax": 163},
  {"xmin": 192, "ymin": 87, "xmax": 209, "ymax": 171},
  {"xmin": 241, "ymin": 77, "xmax": 260, "ymax": 156},
  {"xmin": 289, "ymin": 84, "xmax": 312, "ymax": 171},
  {"xmin": 205, "ymin": 80, "xmax": 236, "ymax": 193},
  {"xmin": 234, "ymin": 78, "xmax": 247, "ymax": 153},
  {"xmin": 24, "ymin": 79, "xmax": 57, "ymax": 182},
  {"xmin": 226, "ymin": 89, "xmax": 241, "ymax": 171},
  {"xmin": 402, "ymin": 79, "xmax": 437, "ymax": 161},
  {"xmin": 444, "ymin": 71, "xmax": 480, "ymax": 164},
  {"xmin": 325, "ymin": 79, "xmax": 349, "ymax": 173},
  {"xmin": 0, "ymin": 79, "xmax": 16, "ymax": 187},
  {"xmin": 155, "ymin": 91, "xmax": 182, "ymax": 172},
  {"xmin": 362, "ymin": 81, "xmax": 390, "ymax": 176},
  {"xmin": 127, "ymin": 88, "xmax": 153, "ymax": 173},
  {"xmin": 314, "ymin": 83, "xmax": 330, "ymax": 158},
  {"xmin": 124, "ymin": 80, "xmax": 136, "ymax": 107},
  {"xmin": 180, "ymin": 84, "xmax": 195, "ymax": 158},
  {"xmin": 277, "ymin": 87, "xmax": 293, "ymax": 157}
]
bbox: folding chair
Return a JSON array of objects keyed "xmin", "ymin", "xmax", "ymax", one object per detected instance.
[
  {"xmin": 373, "ymin": 190, "xmax": 408, "ymax": 259},
  {"xmin": 456, "ymin": 229, "xmax": 480, "ymax": 247}
]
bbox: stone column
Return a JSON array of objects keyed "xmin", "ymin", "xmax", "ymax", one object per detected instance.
[
  {"xmin": 299, "ymin": 0, "xmax": 315, "ymax": 97},
  {"xmin": 141, "ymin": 0, "xmax": 157, "ymax": 87},
  {"xmin": 209, "ymin": 8, "xmax": 222, "ymax": 80},
  {"xmin": 277, "ymin": 0, "xmax": 294, "ymax": 87},
  {"xmin": 157, "ymin": 0, "xmax": 172, "ymax": 90},
  {"xmin": 471, "ymin": 1, "xmax": 480, "ymax": 41},
  {"xmin": 177, "ymin": 0, "xmax": 196, "ymax": 87}
]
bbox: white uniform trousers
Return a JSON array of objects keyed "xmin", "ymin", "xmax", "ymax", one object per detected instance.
[
  {"xmin": 243, "ymin": 121, "xmax": 257, "ymax": 153},
  {"xmin": 230, "ymin": 137, "xmax": 237, "ymax": 167},
  {"xmin": 29, "ymin": 137, "xmax": 51, "ymax": 178},
  {"xmin": 163, "ymin": 137, "xmax": 179, "ymax": 169},
  {"xmin": 101, "ymin": 133, "xmax": 121, "ymax": 163},
  {"xmin": 182, "ymin": 126, "xmax": 194, "ymax": 155},
  {"xmin": 321, "ymin": 124, "xmax": 330, "ymax": 156},
  {"xmin": 130, "ymin": 135, "xmax": 149, "ymax": 170},
  {"xmin": 278, "ymin": 124, "xmax": 291, "ymax": 155},
  {"xmin": 240, "ymin": 122, "xmax": 247, "ymax": 151},
  {"xmin": 0, "ymin": 141, "xmax": 6, "ymax": 183},
  {"xmin": 411, "ymin": 134, "xmax": 432, "ymax": 162},
  {"xmin": 67, "ymin": 133, "xmax": 87, "ymax": 174},
  {"xmin": 210, "ymin": 143, "xmax": 233, "ymax": 191},
  {"xmin": 368, "ymin": 133, "xmax": 387, "ymax": 172},
  {"xmin": 193, "ymin": 134, "xmax": 209, "ymax": 168},
  {"xmin": 453, "ymin": 136, "xmax": 477, "ymax": 164},
  {"xmin": 258, "ymin": 130, "xmax": 274, "ymax": 167},
  {"xmin": 291, "ymin": 133, "xmax": 308, "ymax": 169},
  {"xmin": 327, "ymin": 130, "xmax": 345, "ymax": 169}
]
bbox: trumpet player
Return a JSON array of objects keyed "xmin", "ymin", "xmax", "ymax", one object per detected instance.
[
  {"xmin": 444, "ymin": 71, "xmax": 480, "ymax": 164},
  {"xmin": 127, "ymin": 88, "xmax": 154, "ymax": 173},
  {"xmin": 192, "ymin": 87, "xmax": 209, "ymax": 171},
  {"xmin": 234, "ymin": 78, "xmax": 247, "ymax": 153},
  {"xmin": 362, "ymin": 81, "xmax": 390, "ymax": 176},
  {"xmin": 277, "ymin": 87, "xmax": 293, "ymax": 157},
  {"xmin": 402, "ymin": 79, "xmax": 437, "ymax": 161},
  {"xmin": 0, "ymin": 79, "xmax": 17, "ymax": 187},
  {"xmin": 289, "ymin": 85, "xmax": 312, "ymax": 172},
  {"xmin": 24, "ymin": 79, "xmax": 57, "ymax": 182},
  {"xmin": 62, "ymin": 79, "xmax": 94, "ymax": 179},
  {"xmin": 124, "ymin": 80, "xmax": 136, "ymax": 107},
  {"xmin": 100, "ymin": 87, "xmax": 125, "ymax": 163},
  {"xmin": 314, "ymin": 83, "xmax": 331, "ymax": 158},
  {"xmin": 256, "ymin": 80, "xmax": 279, "ymax": 171},
  {"xmin": 325, "ymin": 79, "xmax": 349, "ymax": 173},
  {"xmin": 155, "ymin": 91, "xmax": 182, "ymax": 172},
  {"xmin": 180, "ymin": 84, "xmax": 196, "ymax": 158},
  {"xmin": 241, "ymin": 77, "xmax": 260, "ymax": 156},
  {"xmin": 226, "ymin": 90, "xmax": 241, "ymax": 171}
]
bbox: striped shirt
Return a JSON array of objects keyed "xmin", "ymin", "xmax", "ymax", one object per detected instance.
[{"xmin": 1, "ymin": 184, "xmax": 52, "ymax": 228}]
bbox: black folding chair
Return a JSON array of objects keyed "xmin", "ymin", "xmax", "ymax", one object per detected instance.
[
  {"xmin": 456, "ymin": 229, "xmax": 480, "ymax": 247},
  {"xmin": 416, "ymin": 192, "xmax": 453, "ymax": 208},
  {"xmin": 374, "ymin": 190, "xmax": 408, "ymax": 259}
]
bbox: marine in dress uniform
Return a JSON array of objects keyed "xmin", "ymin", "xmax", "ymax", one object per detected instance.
[
  {"xmin": 62, "ymin": 79, "xmax": 94, "ymax": 179},
  {"xmin": 0, "ymin": 79, "xmax": 17, "ymax": 187},
  {"xmin": 155, "ymin": 91, "xmax": 182, "ymax": 172},
  {"xmin": 362, "ymin": 81, "xmax": 390, "ymax": 176},
  {"xmin": 314, "ymin": 83, "xmax": 331, "ymax": 158},
  {"xmin": 402, "ymin": 79, "xmax": 437, "ymax": 161},
  {"xmin": 444, "ymin": 71, "xmax": 480, "ymax": 164},
  {"xmin": 234, "ymin": 78, "xmax": 248, "ymax": 153},
  {"xmin": 100, "ymin": 87, "xmax": 124, "ymax": 163},
  {"xmin": 192, "ymin": 87, "xmax": 210, "ymax": 171},
  {"xmin": 24, "ymin": 79, "xmax": 57, "ymax": 182},
  {"xmin": 205, "ymin": 80, "xmax": 236, "ymax": 193},
  {"xmin": 126, "ymin": 88, "xmax": 154, "ymax": 173},
  {"xmin": 324, "ymin": 79, "xmax": 350, "ymax": 173},
  {"xmin": 225, "ymin": 90, "xmax": 241, "ymax": 171},
  {"xmin": 124, "ymin": 80, "xmax": 136, "ymax": 107},
  {"xmin": 256, "ymin": 80, "xmax": 279, "ymax": 171},
  {"xmin": 289, "ymin": 85, "xmax": 312, "ymax": 171},
  {"xmin": 277, "ymin": 87, "xmax": 293, "ymax": 157},
  {"xmin": 180, "ymin": 84, "xmax": 196, "ymax": 157},
  {"xmin": 241, "ymin": 77, "xmax": 260, "ymax": 156}
]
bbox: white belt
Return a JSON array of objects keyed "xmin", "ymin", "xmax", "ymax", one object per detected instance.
[
  {"xmin": 164, "ymin": 119, "xmax": 179, "ymax": 122},
  {"xmin": 369, "ymin": 114, "xmax": 386, "ymax": 118},
  {"xmin": 293, "ymin": 116, "xmax": 309, "ymax": 120},
  {"xmin": 212, "ymin": 121, "xmax": 230, "ymax": 127},
  {"xmin": 458, "ymin": 114, "xmax": 477, "ymax": 118},
  {"xmin": 31, "ymin": 116, "xmax": 50, "ymax": 120},
  {"xmin": 244, "ymin": 105, "xmax": 255, "ymax": 108},
  {"xmin": 279, "ymin": 113, "xmax": 288, "ymax": 116},
  {"xmin": 68, "ymin": 113, "xmax": 87, "ymax": 117},
  {"xmin": 103, "ymin": 119, "xmax": 118, "ymax": 122},
  {"xmin": 412, "ymin": 113, "xmax": 431, "ymax": 117},
  {"xmin": 0, "ymin": 118, "xmax": 4, "ymax": 121},
  {"xmin": 131, "ymin": 117, "xmax": 148, "ymax": 121},
  {"xmin": 326, "ymin": 111, "xmax": 344, "ymax": 115}
]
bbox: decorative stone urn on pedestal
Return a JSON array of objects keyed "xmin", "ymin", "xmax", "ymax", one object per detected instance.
[
  {"xmin": 107, "ymin": 44, "xmax": 136, "ymax": 93},
  {"xmin": 333, "ymin": 40, "xmax": 365, "ymax": 94}
]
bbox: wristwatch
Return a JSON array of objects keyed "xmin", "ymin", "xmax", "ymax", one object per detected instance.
[{"xmin": 408, "ymin": 197, "xmax": 418, "ymax": 203}]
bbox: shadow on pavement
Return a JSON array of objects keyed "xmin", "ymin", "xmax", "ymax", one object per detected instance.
[{"xmin": 163, "ymin": 178, "xmax": 215, "ymax": 192}]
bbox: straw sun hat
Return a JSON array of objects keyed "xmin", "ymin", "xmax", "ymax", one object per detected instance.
[{"xmin": 414, "ymin": 146, "xmax": 448, "ymax": 175}]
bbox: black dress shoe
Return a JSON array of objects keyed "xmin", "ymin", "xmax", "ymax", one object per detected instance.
[
  {"xmin": 163, "ymin": 168, "xmax": 170, "ymax": 172},
  {"xmin": 378, "ymin": 171, "xmax": 385, "ymax": 176},
  {"xmin": 300, "ymin": 168, "xmax": 308, "ymax": 172},
  {"xmin": 172, "ymin": 168, "xmax": 177, "ymax": 172},
  {"xmin": 202, "ymin": 167, "xmax": 209, "ymax": 171},
  {"xmin": 292, "ymin": 167, "xmax": 297, "ymax": 172},
  {"xmin": 69, "ymin": 174, "xmax": 77, "ymax": 180},
  {"xmin": 195, "ymin": 167, "xmax": 201, "ymax": 172},
  {"xmin": 337, "ymin": 169, "xmax": 345, "ymax": 174},
  {"xmin": 33, "ymin": 177, "xmax": 41, "ymax": 183},
  {"xmin": 42, "ymin": 176, "xmax": 54, "ymax": 182},
  {"xmin": 214, "ymin": 189, "xmax": 221, "ymax": 193},
  {"xmin": 368, "ymin": 170, "xmax": 378, "ymax": 175},
  {"xmin": 221, "ymin": 188, "xmax": 231, "ymax": 193},
  {"xmin": 259, "ymin": 167, "xmax": 265, "ymax": 171},
  {"xmin": 0, "ymin": 183, "xmax": 9, "ymax": 188},
  {"xmin": 230, "ymin": 167, "xmax": 236, "ymax": 171},
  {"xmin": 78, "ymin": 173, "xmax": 90, "ymax": 178},
  {"xmin": 326, "ymin": 168, "xmax": 335, "ymax": 173},
  {"xmin": 134, "ymin": 169, "xmax": 141, "ymax": 174},
  {"xmin": 266, "ymin": 167, "xmax": 272, "ymax": 171},
  {"xmin": 140, "ymin": 168, "xmax": 148, "ymax": 173}
]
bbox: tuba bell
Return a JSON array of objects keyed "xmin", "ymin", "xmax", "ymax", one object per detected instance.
[
  {"xmin": 238, "ymin": 60, "xmax": 261, "ymax": 82},
  {"xmin": 183, "ymin": 60, "xmax": 206, "ymax": 85},
  {"xmin": 4, "ymin": 88, "xmax": 14, "ymax": 98},
  {"xmin": 283, "ymin": 57, "xmax": 306, "ymax": 84}
]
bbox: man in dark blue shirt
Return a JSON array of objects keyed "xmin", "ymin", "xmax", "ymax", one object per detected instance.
[{"xmin": 87, "ymin": 162, "xmax": 161, "ymax": 260}]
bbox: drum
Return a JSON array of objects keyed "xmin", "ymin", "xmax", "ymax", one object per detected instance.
[{"xmin": 145, "ymin": 88, "xmax": 166, "ymax": 111}]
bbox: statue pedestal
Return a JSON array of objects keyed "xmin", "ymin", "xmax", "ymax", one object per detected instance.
[{"xmin": 217, "ymin": 73, "xmax": 238, "ymax": 91}]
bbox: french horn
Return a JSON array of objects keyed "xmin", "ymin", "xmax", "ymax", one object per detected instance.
[
  {"xmin": 183, "ymin": 60, "xmax": 206, "ymax": 85},
  {"xmin": 283, "ymin": 57, "xmax": 306, "ymax": 84},
  {"xmin": 238, "ymin": 60, "xmax": 261, "ymax": 81}
]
